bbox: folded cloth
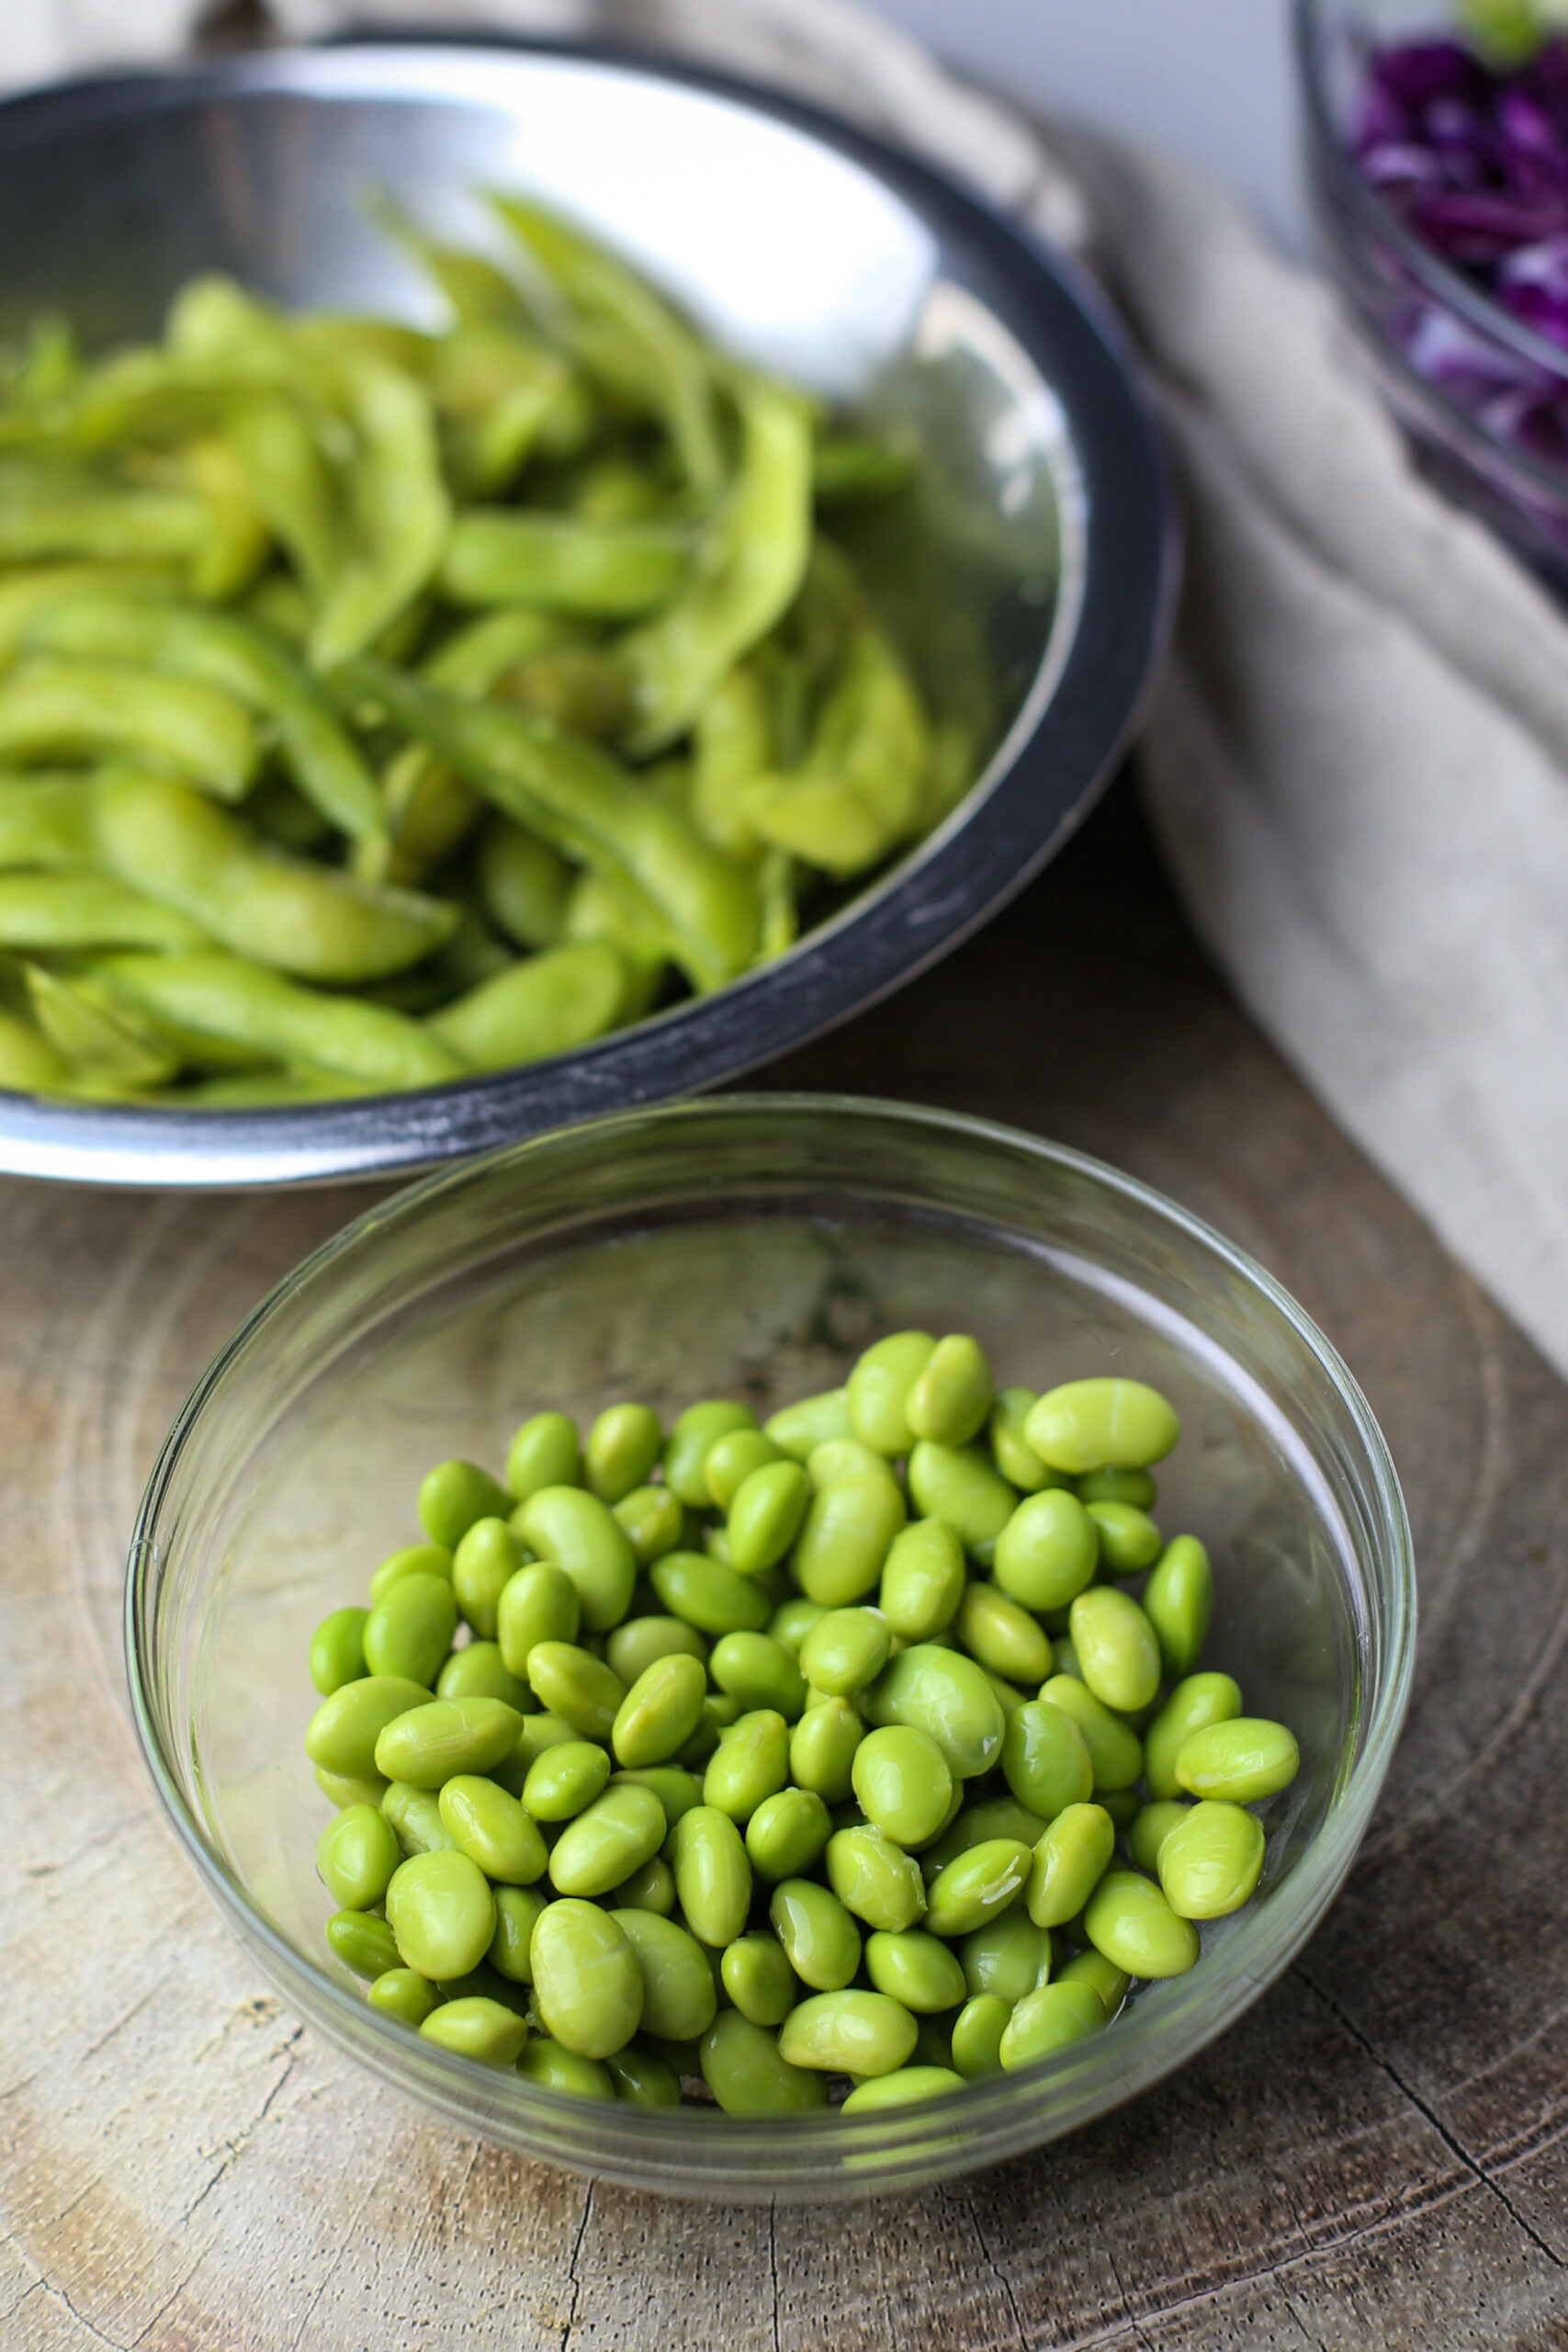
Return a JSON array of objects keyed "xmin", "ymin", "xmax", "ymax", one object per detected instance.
[{"xmin": 10, "ymin": 0, "xmax": 1568, "ymax": 1379}]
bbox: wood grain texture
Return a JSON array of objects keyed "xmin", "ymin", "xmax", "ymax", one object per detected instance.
[{"xmin": 2, "ymin": 780, "xmax": 1565, "ymax": 2350}]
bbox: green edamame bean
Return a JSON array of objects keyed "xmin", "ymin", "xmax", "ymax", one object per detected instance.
[
  {"xmin": 316, "ymin": 1766, "xmax": 389, "ymax": 1811},
  {"xmin": 362, "ymin": 1571, "xmax": 457, "ymax": 1687},
  {"xmin": 958, "ymin": 1908, "xmax": 1053, "ymax": 2006},
  {"xmin": 1128, "ymin": 1800, "xmax": 1192, "ymax": 1877},
  {"xmin": 788, "ymin": 1695, "xmax": 863, "ymax": 1803},
  {"xmin": 497, "ymin": 1563, "xmax": 581, "ymax": 1676},
  {"xmin": 847, "ymin": 1330, "xmax": 935, "ymax": 1454},
  {"xmin": 670, "ymin": 1804, "xmax": 752, "ymax": 1948},
  {"xmin": 382, "ymin": 1781, "xmax": 456, "ymax": 1858},
  {"xmin": 983, "ymin": 1668, "xmax": 1030, "ymax": 1721},
  {"xmin": 708, "ymin": 1631, "xmax": 806, "ymax": 1719},
  {"xmin": 806, "ymin": 1437, "xmax": 891, "ymax": 1490},
  {"xmin": 585, "ymin": 1402, "xmax": 663, "ymax": 1505},
  {"xmin": 610, "ymin": 1908, "xmax": 717, "ymax": 2041},
  {"xmin": 1086, "ymin": 1501, "xmax": 1163, "ymax": 1577},
  {"xmin": 744, "ymin": 1788, "xmax": 831, "ymax": 1883},
  {"xmin": 1068, "ymin": 1587, "xmax": 1160, "ymax": 1714},
  {"xmin": 418, "ymin": 1459, "xmax": 513, "ymax": 1550},
  {"xmin": 851, "ymin": 1725, "xmax": 953, "ymax": 1849},
  {"xmin": 1142, "ymin": 1536, "xmax": 1213, "ymax": 1681},
  {"xmin": 612, "ymin": 1485, "xmax": 686, "ymax": 1568},
  {"xmin": 988, "ymin": 1387, "xmax": 1056, "ymax": 1494},
  {"xmin": 768, "ymin": 1596, "xmax": 828, "ymax": 1657},
  {"xmin": 992, "ymin": 1488, "xmax": 1100, "ymax": 1612},
  {"xmin": 615, "ymin": 1856, "xmax": 676, "ymax": 1916},
  {"xmin": 794, "ymin": 1472, "xmax": 907, "ymax": 1607},
  {"xmin": 728, "ymin": 1459, "xmax": 811, "ymax": 1575},
  {"xmin": 763, "ymin": 1386, "xmax": 852, "ymax": 1462},
  {"xmin": 672, "ymin": 1698, "xmax": 728, "ymax": 1771},
  {"xmin": 878, "ymin": 1519, "xmax": 965, "ymax": 1641},
  {"xmin": 549, "ymin": 1783, "xmax": 667, "ymax": 1896},
  {"xmin": 663, "ymin": 1400, "xmax": 757, "ymax": 1505},
  {"xmin": 721, "ymin": 1931, "xmax": 799, "ymax": 2026},
  {"xmin": 316, "ymin": 1803, "xmax": 402, "ymax": 1910},
  {"xmin": 1054, "ymin": 1947, "xmax": 1131, "ymax": 2018},
  {"xmin": 956, "ymin": 1583, "xmax": 1053, "ymax": 1687},
  {"xmin": 1143, "ymin": 1674, "xmax": 1243, "ymax": 1800},
  {"xmin": 799, "ymin": 1606, "xmax": 890, "ymax": 1697},
  {"xmin": 490, "ymin": 1884, "xmax": 548, "ymax": 1981},
  {"xmin": 438, "ymin": 1774, "xmax": 547, "ymax": 1883},
  {"xmin": 921, "ymin": 1796, "xmax": 1046, "ymax": 1879},
  {"xmin": 611, "ymin": 1650, "xmax": 708, "ymax": 1767},
  {"xmin": 515, "ymin": 2041, "xmax": 615, "ymax": 2099},
  {"xmin": 1039, "ymin": 1676, "xmax": 1143, "ymax": 1792},
  {"xmin": 525, "ymin": 1642, "xmax": 625, "ymax": 1743},
  {"xmin": 1026, "ymin": 1802, "xmax": 1115, "ymax": 1928},
  {"xmin": 327, "ymin": 1909, "xmax": 400, "ymax": 1980},
  {"xmin": 906, "ymin": 1442, "xmax": 1016, "ymax": 1556},
  {"xmin": 420, "ymin": 1996, "xmax": 529, "ymax": 2068},
  {"xmin": 305, "ymin": 1675, "xmax": 434, "ymax": 1781},
  {"xmin": 374, "ymin": 1696, "xmax": 524, "ymax": 1788},
  {"xmin": 367, "ymin": 1967, "xmax": 438, "ymax": 2027},
  {"xmin": 826, "ymin": 1825, "xmax": 927, "ymax": 1931},
  {"xmin": 864, "ymin": 1928, "xmax": 967, "ymax": 2014},
  {"xmin": 452, "ymin": 1518, "xmax": 524, "ymax": 1639},
  {"xmin": 516, "ymin": 1487, "xmax": 636, "ymax": 1633},
  {"xmin": 504, "ymin": 1410, "xmax": 581, "ymax": 1503},
  {"xmin": 1156, "ymin": 1799, "xmax": 1265, "ymax": 1918},
  {"xmin": 1024, "ymin": 1379, "xmax": 1180, "ymax": 1475},
  {"xmin": 703, "ymin": 1709, "xmax": 790, "ymax": 1824},
  {"xmin": 368, "ymin": 1544, "xmax": 453, "ymax": 1605},
  {"xmin": 606, "ymin": 1614, "xmax": 706, "ymax": 1688},
  {"xmin": 1102, "ymin": 1789, "xmax": 1142, "ymax": 1831},
  {"xmin": 436, "ymin": 1641, "xmax": 531, "ymax": 1711},
  {"xmin": 704, "ymin": 1427, "xmax": 783, "ymax": 1510},
  {"xmin": 769, "ymin": 1877, "xmax": 862, "ymax": 1989},
  {"xmin": 924, "ymin": 1838, "xmax": 1033, "ymax": 1938},
  {"xmin": 1176, "ymin": 1718, "xmax": 1299, "ymax": 1804},
  {"xmin": 905, "ymin": 1334, "xmax": 992, "ymax": 1447},
  {"xmin": 609, "ymin": 1767, "xmax": 704, "ymax": 1828},
  {"xmin": 604, "ymin": 2041, "xmax": 682, "ymax": 2109},
  {"xmin": 1085, "ymin": 1869, "xmax": 1201, "ymax": 1977},
  {"xmin": 1076, "ymin": 1467, "xmax": 1157, "ymax": 1509},
  {"xmin": 998, "ymin": 1979, "xmax": 1105, "ymax": 2070},
  {"xmin": 650, "ymin": 1548, "xmax": 771, "ymax": 1634},
  {"xmin": 699, "ymin": 2009, "xmax": 828, "ymax": 2114},
  {"xmin": 507, "ymin": 1711, "xmax": 581, "ymax": 1774},
  {"xmin": 310, "ymin": 1606, "xmax": 368, "ymax": 1696},
  {"xmin": 865, "ymin": 1644, "xmax": 1005, "ymax": 1780},
  {"xmin": 778, "ymin": 1989, "xmax": 918, "ymax": 2077},
  {"xmin": 840, "ymin": 2065, "xmax": 964, "ymax": 2112},
  {"xmin": 386, "ymin": 1849, "xmax": 497, "ymax": 1979},
  {"xmin": 951, "ymin": 1992, "xmax": 1010, "ymax": 2079},
  {"xmin": 531, "ymin": 1898, "xmax": 643, "ymax": 2057}
]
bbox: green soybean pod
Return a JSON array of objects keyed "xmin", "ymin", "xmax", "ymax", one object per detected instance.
[
  {"xmin": 374, "ymin": 1696, "xmax": 524, "ymax": 1789},
  {"xmin": 316, "ymin": 1766, "xmax": 389, "ymax": 1811},
  {"xmin": 367, "ymin": 1967, "xmax": 439, "ymax": 2028},
  {"xmin": 1156, "ymin": 1799, "xmax": 1265, "ymax": 1918},
  {"xmin": 368, "ymin": 1544, "xmax": 453, "ymax": 1605},
  {"xmin": 728, "ymin": 1459, "xmax": 811, "ymax": 1576},
  {"xmin": 1026, "ymin": 1802, "xmax": 1115, "ymax": 1928},
  {"xmin": 650, "ymin": 1549, "xmax": 771, "ymax": 1634},
  {"xmin": 452, "ymin": 1518, "xmax": 525, "ymax": 1641},
  {"xmin": 1176, "ymin": 1718, "xmax": 1299, "ymax": 1804},
  {"xmin": 951, "ymin": 1992, "xmax": 1010, "ymax": 2079},
  {"xmin": 864, "ymin": 1928, "xmax": 967, "ymax": 2014},
  {"xmin": 992, "ymin": 1488, "xmax": 1100, "ymax": 1612},
  {"xmin": 604, "ymin": 2041, "xmax": 682, "ymax": 2109},
  {"xmin": 1143, "ymin": 1674, "xmax": 1243, "ymax": 1801},
  {"xmin": 610, "ymin": 1907, "xmax": 717, "ymax": 2041},
  {"xmin": 382, "ymin": 1781, "xmax": 456, "ymax": 1859},
  {"xmin": 438, "ymin": 1775, "xmax": 547, "ymax": 1884},
  {"xmin": 326, "ymin": 1909, "xmax": 401, "ymax": 1980},
  {"xmin": 958, "ymin": 1909, "xmax": 1053, "ymax": 2005},
  {"xmin": 988, "ymin": 1387, "xmax": 1055, "ymax": 1494},
  {"xmin": 1054, "ymin": 1947, "xmax": 1131, "ymax": 2018},
  {"xmin": 745, "ymin": 1788, "xmax": 832, "ymax": 1883},
  {"xmin": 865, "ymin": 1645, "xmax": 1005, "ymax": 1780},
  {"xmin": 1068, "ymin": 1587, "xmax": 1161, "ymax": 1715},
  {"xmin": 671, "ymin": 1804, "xmax": 752, "ymax": 1949},
  {"xmin": 505, "ymin": 1410, "xmax": 581, "ymax": 1504},
  {"xmin": 878, "ymin": 1519, "xmax": 966, "ymax": 1641},
  {"xmin": 956, "ymin": 1584, "xmax": 1053, "ymax": 1687},
  {"xmin": 998, "ymin": 1978, "xmax": 1105, "ymax": 2071},
  {"xmin": 1024, "ymin": 1379, "xmax": 1180, "ymax": 1475},
  {"xmin": 305, "ymin": 1675, "xmax": 434, "ymax": 1781},
  {"xmin": 709, "ymin": 1631, "xmax": 806, "ymax": 1719},
  {"xmin": 924, "ymin": 1838, "xmax": 1034, "ymax": 1938},
  {"xmin": 489, "ymin": 1883, "xmax": 548, "ymax": 1981},
  {"xmin": 807, "ymin": 1437, "xmax": 893, "ymax": 1490},
  {"xmin": 700, "ymin": 2009, "xmax": 828, "ymax": 2114},
  {"xmin": 906, "ymin": 1442, "xmax": 1016, "ymax": 1558},
  {"xmin": 310, "ymin": 1606, "xmax": 368, "ymax": 1697},
  {"xmin": 1128, "ymin": 1800, "xmax": 1192, "ymax": 1877},
  {"xmin": 1039, "ymin": 1675, "xmax": 1142, "ymax": 1793},
  {"xmin": 497, "ymin": 1563, "xmax": 582, "ymax": 1677},
  {"xmin": 663, "ymin": 1399, "xmax": 757, "ymax": 1505},
  {"xmin": 798, "ymin": 1607, "xmax": 890, "ymax": 1698},
  {"xmin": 609, "ymin": 1767, "xmax": 705, "ymax": 1828},
  {"xmin": 793, "ymin": 1472, "xmax": 907, "ymax": 1608},
  {"xmin": 516, "ymin": 2040, "xmax": 616, "ymax": 2099},
  {"xmin": 703, "ymin": 1709, "xmax": 790, "ymax": 1824},
  {"xmin": 516, "ymin": 1487, "xmax": 637, "ymax": 1634},
  {"xmin": 826, "ymin": 1825, "xmax": 927, "ymax": 1932},
  {"xmin": 361, "ymin": 1572, "xmax": 457, "ymax": 1687},
  {"xmin": 612, "ymin": 1651, "xmax": 707, "ymax": 1768},
  {"xmin": 851, "ymin": 1726, "xmax": 953, "ymax": 1849},
  {"xmin": 768, "ymin": 1878, "xmax": 861, "ymax": 1990},
  {"xmin": 1084, "ymin": 1868, "xmax": 1201, "ymax": 1977},
  {"xmin": 420, "ymin": 1996, "xmax": 529, "ymax": 2069},
  {"xmin": 705, "ymin": 1428, "xmax": 784, "ymax": 1511},
  {"xmin": 721, "ymin": 1931, "xmax": 799, "ymax": 2026},
  {"xmin": 531, "ymin": 1897, "xmax": 643, "ymax": 2057},
  {"xmin": 1076, "ymin": 1467, "xmax": 1157, "ymax": 1510},
  {"xmin": 1086, "ymin": 1501, "xmax": 1163, "ymax": 1577},
  {"xmin": 1143, "ymin": 1536, "xmax": 1213, "ymax": 1681},
  {"xmin": 436, "ymin": 1642, "xmax": 532, "ymax": 1712},
  {"xmin": 316, "ymin": 1803, "xmax": 402, "ymax": 1910},
  {"xmin": 419, "ymin": 1460, "xmax": 513, "ymax": 1550},
  {"xmin": 847, "ymin": 1330, "xmax": 935, "ymax": 1455},
  {"xmin": 584, "ymin": 1402, "xmax": 663, "ymax": 1506},
  {"xmin": 778, "ymin": 1990, "xmax": 918, "ymax": 2077},
  {"xmin": 385, "ymin": 1849, "xmax": 497, "ymax": 1979},
  {"xmin": 788, "ymin": 1695, "xmax": 863, "ymax": 1803},
  {"xmin": 524, "ymin": 1642, "xmax": 625, "ymax": 1743},
  {"xmin": 905, "ymin": 1334, "xmax": 992, "ymax": 1447},
  {"xmin": 612, "ymin": 1486, "xmax": 686, "ymax": 1569},
  {"xmin": 763, "ymin": 1386, "xmax": 852, "ymax": 1462}
]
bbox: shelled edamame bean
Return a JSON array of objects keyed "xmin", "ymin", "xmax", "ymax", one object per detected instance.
[
  {"xmin": 0, "ymin": 193, "xmax": 971, "ymax": 1107},
  {"xmin": 303, "ymin": 1346, "xmax": 1301, "ymax": 2119}
]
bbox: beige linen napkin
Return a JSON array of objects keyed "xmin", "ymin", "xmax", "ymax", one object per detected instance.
[{"xmin": 11, "ymin": 0, "xmax": 1568, "ymax": 1377}]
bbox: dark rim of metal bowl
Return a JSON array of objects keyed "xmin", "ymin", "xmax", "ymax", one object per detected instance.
[{"xmin": 0, "ymin": 40, "xmax": 1175, "ymax": 1190}]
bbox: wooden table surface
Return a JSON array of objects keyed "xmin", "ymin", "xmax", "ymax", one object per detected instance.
[{"xmin": 3, "ymin": 778, "xmax": 1565, "ymax": 2352}]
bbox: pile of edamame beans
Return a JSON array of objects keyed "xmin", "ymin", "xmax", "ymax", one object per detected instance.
[
  {"xmin": 305, "ymin": 1337, "xmax": 1301, "ymax": 2116},
  {"xmin": 0, "ymin": 198, "xmax": 957, "ymax": 1105}
]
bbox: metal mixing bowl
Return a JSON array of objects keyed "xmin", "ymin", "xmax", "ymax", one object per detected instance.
[{"xmin": 0, "ymin": 42, "xmax": 1173, "ymax": 1187}]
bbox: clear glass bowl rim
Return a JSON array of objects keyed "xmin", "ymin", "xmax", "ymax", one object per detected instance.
[{"xmin": 124, "ymin": 1093, "xmax": 1417, "ymax": 2199}]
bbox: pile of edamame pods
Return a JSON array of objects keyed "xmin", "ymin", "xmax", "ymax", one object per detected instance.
[
  {"xmin": 306, "ymin": 1338, "xmax": 1301, "ymax": 2116},
  {"xmin": 0, "ymin": 196, "xmax": 960, "ymax": 1104}
]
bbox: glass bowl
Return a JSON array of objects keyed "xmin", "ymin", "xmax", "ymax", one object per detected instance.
[
  {"xmin": 1298, "ymin": 0, "xmax": 1568, "ymax": 583},
  {"xmin": 125, "ymin": 1094, "xmax": 1415, "ymax": 2200}
]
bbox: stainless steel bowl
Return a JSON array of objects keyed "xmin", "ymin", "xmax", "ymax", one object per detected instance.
[{"xmin": 0, "ymin": 41, "xmax": 1174, "ymax": 1187}]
